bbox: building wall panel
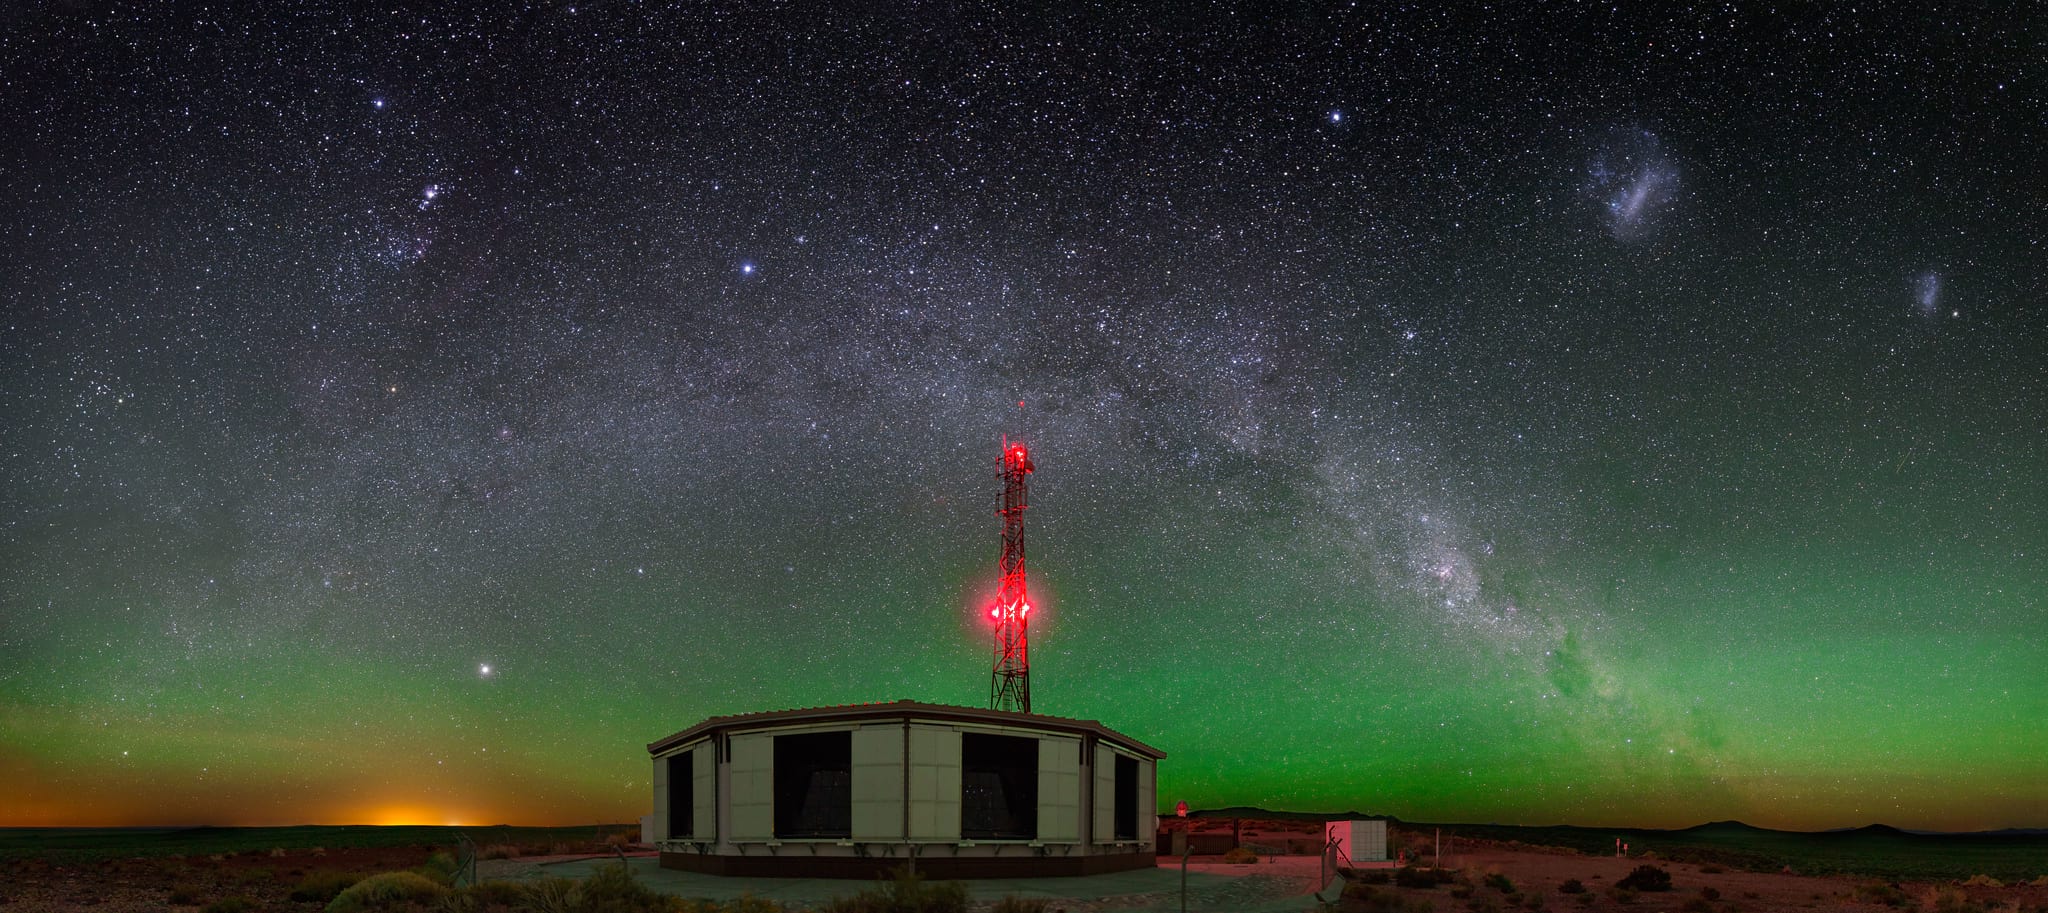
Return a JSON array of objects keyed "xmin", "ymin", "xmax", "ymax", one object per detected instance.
[
  {"xmin": 1092, "ymin": 744, "xmax": 1115, "ymax": 845},
  {"xmin": 692, "ymin": 745, "xmax": 716, "ymax": 840},
  {"xmin": 651, "ymin": 755, "xmax": 668, "ymax": 842},
  {"xmin": 728, "ymin": 734, "xmax": 774, "ymax": 841},
  {"xmin": 1036, "ymin": 736, "xmax": 1081, "ymax": 842},
  {"xmin": 1136, "ymin": 758, "xmax": 1156, "ymax": 850},
  {"xmin": 1351, "ymin": 820, "xmax": 1388, "ymax": 861},
  {"xmin": 905, "ymin": 725, "xmax": 961, "ymax": 841},
  {"xmin": 851, "ymin": 725, "xmax": 905, "ymax": 841}
]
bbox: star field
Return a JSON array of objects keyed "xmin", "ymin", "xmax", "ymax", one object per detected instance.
[{"xmin": 1, "ymin": 3, "xmax": 2043, "ymax": 830}]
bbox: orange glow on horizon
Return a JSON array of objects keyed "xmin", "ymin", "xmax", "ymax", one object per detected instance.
[{"xmin": 368, "ymin": 806, "xmax": 468, "ymax": 827}]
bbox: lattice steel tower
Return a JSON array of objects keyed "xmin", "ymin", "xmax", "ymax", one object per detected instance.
[{"xmin": 990, "ymin": 438, "xmax": 1035, "ymax": 713}]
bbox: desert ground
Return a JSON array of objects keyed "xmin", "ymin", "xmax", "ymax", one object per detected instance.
[
  {"xmin": 1163, "ymin": 818, "xmax": 2048, "ymax": 913},
  {"xmin": 3, "ymin": 821, "xmax": 2045, "ymax": 912},
  {"xmin": 1, "ymin": 844, "xmax": 439, "ymax": 912}
]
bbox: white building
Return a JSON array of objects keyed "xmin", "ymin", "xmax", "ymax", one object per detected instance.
[{"xmin": 648, "ymin": 700, "xmax": 1164, "ymax": 878}]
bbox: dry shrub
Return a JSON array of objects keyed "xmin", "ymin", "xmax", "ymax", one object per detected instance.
[
  {"xmin": 675, "ymin": 898, "xmax": 786, "ymax": 913},
  {"xmin": 605, "ymin": 830, "xmax": 635, "ymax": 848},
  {"xmin": 1615, "ymin": 865, "xmax": 1672, "ymax": 892},
  {"xmin": 1923, "ymin": 886, "xmax": 1987, "ymax": 913},
  {"xmin": 1605, "ymin": 886, "xmax": 1638, "ymax": 905},
  {"xmin": 1557, "ymin": 879, "xmax": 1586, "ymax": 895},
  {"xmin": 574, "ymin": 862, "xmax": 678, "ymax": 913},
  {"xmin": 1398, "ymin": 867, "xmax": 1453, "ymax": 889},
  {"xmin": 1679, "ymin": 899, "xmax": 1713, "ymax": 913},
  {"xmin": 548, "ymin": 842, "xmax": 583, "ymax": 857},
  {"xmin": 270, "ymin": 847, "xmax": 287, "ymax": 857},
  {"xmin": 202, "ymin": 897, "xmax": 259, "ymax": 913},
  {"xmin": 167, "ymin": 883, "xmax": 205, "ymax": 905},
  {"xmin": 1222, "ymin": 847, "xmax": 1258, "ymax": 864},
  {"xmin": 1964, "ymin": 875, "xmax": 2006, "ymax": 888},
  {"xmin": 1345, "ymin": 884, "xmax": 1436, "ymax": 913},
  {"xmin": 414, "ymin": 851, "xmax": 459, "ymax": 885},
  {"xmin": 818, "ymin": 866, "xmax": 969, "ymax": 913},
  {"xmin": 440, "ymin": 880, "xmax": 530, "ymax": 913},
  {"xmin": 289, "ymin": 870, "xmax": 361, "ymax": 902},
  {"xmin": 990, "ymin": 897, "xmax": 1050, "ymax": 913},
  {"xmin": 479, "ymin": 844, "xmax": 522, "ymax": 860},
  {"xmin": 522, "ymin": 877, "xmax": 581, "ymax": 913},
  {"xmin": 1699, "ymin": 864, "xmax": 1725, "ymax": 874},
  {"xmin": 324, "ymin": 870, "xmax": 450, "ymax": 913},
  {"xmin": 1854, "ymin": 882, "xmax": 1911, "ymax": 907}
]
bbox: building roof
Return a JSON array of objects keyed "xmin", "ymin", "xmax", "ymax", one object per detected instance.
[{"xmin": 647, "ymin": 699, "xmax": 1165, "ymax": 759}]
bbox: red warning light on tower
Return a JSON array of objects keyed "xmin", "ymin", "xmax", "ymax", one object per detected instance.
[
  {"xmin": 1005, "ymin": 443, "xmax": 1034, "ymax": 474},
  {"xmin": 990, "ymin": 437, "xmax": 1034, "ymax": 713}
]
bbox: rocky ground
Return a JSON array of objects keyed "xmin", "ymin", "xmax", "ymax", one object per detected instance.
[
  {"xmin": 5, "ymin": 833, "xmax": 2046, "ymax": 912},
  {"xmin": 1328, "ymin": 843, "xmax": 2048, "ymax": 913},
  {"xmin": 0, "ymin": 845, "xmax": 437, "ymax": 913}
]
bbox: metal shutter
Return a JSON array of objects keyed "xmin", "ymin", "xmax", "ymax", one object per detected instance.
[
  {"xmin": 728, "ymin": 734, "xmax": 774, "ymax": 841},
  {"xmin": 1036, "ymin": 736, "xmax": 1082, "ymax": 842},
  {"xmin": 905, "ymin": 725, "xmax": 962, "ymax": 841},
  {"xmin": 851, "ymin": 725, "xmax": 905, "ymax": 841}
]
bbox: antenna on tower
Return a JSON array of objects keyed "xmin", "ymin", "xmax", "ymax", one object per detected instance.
[{"xmin": 990, "ymin": 437, "xmax": 1034, "ymax": 713}]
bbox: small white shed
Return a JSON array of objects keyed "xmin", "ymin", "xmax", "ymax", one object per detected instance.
[{"xmin": 1324, "ymin": 818, "xmax": 1389, "ymax": 863}]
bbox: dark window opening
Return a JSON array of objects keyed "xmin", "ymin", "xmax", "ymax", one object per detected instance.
[
  {"xmin": 961, "ymin": 734, "xmax": 1038, "ymax": 840},
  {"xmin": 774, "ymin": 731, "xmax": 852, "ymax": 839},
  {"xmin": 1113, "ymin": 753, "xmax": 1138, "ymax": 840},
  {"xmin": 666, "ymin": 750, "xmax": 694, "ymax": 838}
]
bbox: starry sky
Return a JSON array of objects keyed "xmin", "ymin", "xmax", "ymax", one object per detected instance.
[{"xmin": 2, "ymin": 3, "xmax": 2043, "ymax": 832}]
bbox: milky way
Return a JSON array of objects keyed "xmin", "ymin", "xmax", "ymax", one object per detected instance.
[{"xmin": 2, "ymin": 4, "xmax": 2043, "ymax": 830}]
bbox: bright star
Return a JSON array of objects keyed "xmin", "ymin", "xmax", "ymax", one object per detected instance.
[
  {"xmin": 1329, "ymin": 110, "xmax": 1343, "ymax": 123},
  {"xmin": 741, "ymin": 262, "xmax": 755, "ymax": 275},
  {"xmin": 479, "ymin": 664, "xmax": 492, "ymax": 677}
]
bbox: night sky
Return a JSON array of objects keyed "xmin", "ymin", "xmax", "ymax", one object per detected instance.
[{"xmin": 3, "ymin": 3, "xmax": 2043, "ymax": 832}]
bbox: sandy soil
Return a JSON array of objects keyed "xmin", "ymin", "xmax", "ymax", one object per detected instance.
[
  {"xmin": 0, "ymin": 845, "xmax": 437, "ymax": 912},
  {"xmin": 5, "ymin": 837, "xmax": 2045, "ymax": 912},
  {"xmin": 1334, "ymin": 844, "xmax": 2048, "ymax": 913}
]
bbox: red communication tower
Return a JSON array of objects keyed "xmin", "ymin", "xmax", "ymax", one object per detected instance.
[{"xmin": 989, "ymin": 438, "xmax": 1035, "ymax": 713}]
